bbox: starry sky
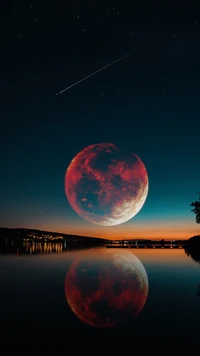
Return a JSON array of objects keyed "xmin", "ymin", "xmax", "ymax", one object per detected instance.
[{"xmin": 1, "ymin": 1, "xmax": 200, "ymax": 239}]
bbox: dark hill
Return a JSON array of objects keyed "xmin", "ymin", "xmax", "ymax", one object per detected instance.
[{"xmin": 0, "ymin": 227, "xmax": 108, "ymax": 244}]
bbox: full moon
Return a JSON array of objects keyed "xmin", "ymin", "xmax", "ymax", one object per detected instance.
[
  {"xmin": 65, "ymin": 142, "xmax": 148, "ymax": 226},
  {"xmin": 65, "ymin": 249, "xmax": 149, "ymax": 328}
]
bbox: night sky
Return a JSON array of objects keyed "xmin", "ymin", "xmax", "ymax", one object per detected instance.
[{"xmin": 1, "ymin": 1, "xmax": 200, "ymax": 239}]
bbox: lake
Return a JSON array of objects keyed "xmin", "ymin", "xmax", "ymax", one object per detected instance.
[{"xmin": 1, "ymin": 243, "xmax": 200, "ymax": 352}]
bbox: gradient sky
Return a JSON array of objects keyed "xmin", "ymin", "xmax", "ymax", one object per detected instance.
[{"xmin": 1, "ymin": 2, "xmax": 200, "ymax": 239}]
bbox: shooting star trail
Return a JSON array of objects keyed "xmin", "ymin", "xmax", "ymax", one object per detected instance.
[{"xmin": 56, "ymin": 44, "xmax": 145, "ymax": 96}]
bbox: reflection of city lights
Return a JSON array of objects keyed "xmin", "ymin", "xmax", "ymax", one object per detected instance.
[{"xmin": 22, "ymin": 242, "xmax": 63, "ymax": 255}]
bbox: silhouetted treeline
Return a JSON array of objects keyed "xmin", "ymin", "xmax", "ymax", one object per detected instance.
[
  {"xmin": 185, "ymin": 235, "xmax": 200, "ymax": 264},
  {"xmin": 112, "ymin": 239, "xmax": 185, "ymax": 245},
  {"xmin": 191, "ymin": 193, "xmax": 200, "ymax": 223}
]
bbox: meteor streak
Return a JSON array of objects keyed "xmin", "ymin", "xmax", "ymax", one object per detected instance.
[{"xmin": 56, "ymin": 44, "xmax": 145, "ymax": 96}]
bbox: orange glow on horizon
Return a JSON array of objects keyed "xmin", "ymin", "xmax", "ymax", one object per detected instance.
[
  {"xmin": 8, "ymin": 218, "xmax": 200, "ymax": 241},
  {"xmin": 52, "ymin": 218, "xmax": 199, "ymax": 240}
]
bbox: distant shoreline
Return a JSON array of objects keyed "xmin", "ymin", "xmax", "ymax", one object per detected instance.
[{"xmin": 0, "ymin": 227, "xmax": 191, "ymax": 244}]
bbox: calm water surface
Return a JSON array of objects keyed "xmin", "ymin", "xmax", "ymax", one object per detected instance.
[{"xmin": 1, "ymin": 244, "xmax": 200, "ymax": 350}]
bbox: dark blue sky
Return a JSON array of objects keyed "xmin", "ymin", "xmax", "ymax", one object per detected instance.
[{"xmin": 1, "ymin": 1, "xmax": 200, "ymax": 238}]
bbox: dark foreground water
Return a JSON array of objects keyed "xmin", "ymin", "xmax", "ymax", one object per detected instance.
[{"xmin": 1, "ymin": 243, "xmax": 200, "ymax": 352}]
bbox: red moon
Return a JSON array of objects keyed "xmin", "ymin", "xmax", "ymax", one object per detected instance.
[
  {"xmin": 65, "ymin": 250, "xmax": 149, "ymax": 328},
  {"xmin": 65, "ymin": 143, "xmax": 148, "ymax": 226}
]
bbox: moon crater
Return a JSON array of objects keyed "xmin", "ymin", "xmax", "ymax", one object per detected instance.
[{"xmin": 65, "ymin": 142, "xmax": 148, "ymax": 226}]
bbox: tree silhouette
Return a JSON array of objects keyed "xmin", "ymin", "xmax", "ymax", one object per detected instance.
[
  {"xmin": 191, "ymin": 193, "xmax": 200, "ymax": 224},
  {"xmin": 184, "ymin": 237, "xmax": 200, "ymax": 298},
  {"xmin": 185, "ymin": 236, "xmax": 200, "ymax": 264}
]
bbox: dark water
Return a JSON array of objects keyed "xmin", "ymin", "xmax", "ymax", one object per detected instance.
[{"xmin": 1, "ymin": 243, "xmax": 200, "ymax": 352}]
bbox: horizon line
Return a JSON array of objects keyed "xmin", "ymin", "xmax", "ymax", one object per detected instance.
[{"xmin": 0, "ymin": 226, "xmax": 197, "ymax": 241}]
